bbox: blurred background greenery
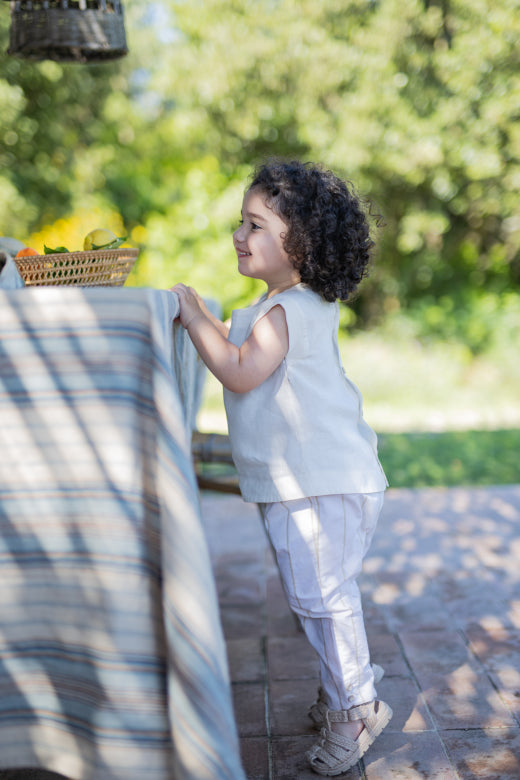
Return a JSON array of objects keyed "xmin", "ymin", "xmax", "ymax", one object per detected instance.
[{"xmin": 1, "ymin": 0, "xmax": 519, "ymax": 486}]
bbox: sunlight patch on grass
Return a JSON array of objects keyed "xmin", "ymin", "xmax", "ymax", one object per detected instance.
[{"xmin": 339, "ymin": 331, "xmax": 520, "ymax": 433}]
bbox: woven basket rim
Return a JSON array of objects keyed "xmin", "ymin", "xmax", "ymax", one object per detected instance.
[
  {"xmin": 17, "ymin": 248, "xmax": 139, "ymax": 262},
  {"xmin": 13, "ymin": 247, "xmax": 139, "ymax": 287}
]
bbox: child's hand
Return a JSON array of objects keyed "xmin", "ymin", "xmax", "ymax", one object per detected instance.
[{"xmin": 170, "ymin": 283, "xmax": 204, "ymax": 329}]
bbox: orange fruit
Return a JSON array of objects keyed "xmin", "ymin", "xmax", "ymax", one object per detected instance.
[{"xmin": 15, "ymin": 247, "xmax": 38, "ymax": 257}]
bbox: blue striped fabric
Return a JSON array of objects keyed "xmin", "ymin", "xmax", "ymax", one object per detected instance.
[{"xmin": 0, "ymin": 288, "xmax": 245, "ymax": 780}]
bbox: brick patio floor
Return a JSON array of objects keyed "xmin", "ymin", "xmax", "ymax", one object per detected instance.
[{"xmin": 200, "ymin": 485, "xmax": 520, "ymax": 780}]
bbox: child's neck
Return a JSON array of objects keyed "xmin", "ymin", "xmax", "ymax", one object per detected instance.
[{"xmin": 266, "ymin": 280, "xmax": 301, "ymax": 299}]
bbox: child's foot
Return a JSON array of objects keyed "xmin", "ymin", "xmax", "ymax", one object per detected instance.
[
  {"xmin": 329, "ymin": 716, "xmax": 364, "ymax": 741},
  {"xmin": 308, "ymin": 663, "xmax": 385, "ymax": 730},
  {"xmin": 306, "ymin": 699, "xmax": 392, "ymax": 776}
]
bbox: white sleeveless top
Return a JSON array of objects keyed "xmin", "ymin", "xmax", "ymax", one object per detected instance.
[{"xmin": 223, "ymin": 284, "xmax": 388, "ymax": 502}]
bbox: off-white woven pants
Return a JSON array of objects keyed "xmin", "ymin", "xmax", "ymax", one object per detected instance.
[{"xmin": 260, "ymin": 492, "xmax": 384, "ymax": 711}]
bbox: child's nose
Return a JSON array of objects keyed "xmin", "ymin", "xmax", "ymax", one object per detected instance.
[{"xmin": 233, "ymin": 225, "xmax": 244, "ymax": 242}]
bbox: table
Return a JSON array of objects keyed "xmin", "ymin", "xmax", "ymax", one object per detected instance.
[{"xmin": 0, "ymin": 288, "xmax": 245, "ymax": 780}]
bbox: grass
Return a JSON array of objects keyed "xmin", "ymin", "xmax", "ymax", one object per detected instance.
[
  {"xmin": 378, "ymin": 429, "xmax": 520, "ymax": 488},
  {"xmin": 196, "ymin": 318, "xmax": 520, "ymax": 488}
]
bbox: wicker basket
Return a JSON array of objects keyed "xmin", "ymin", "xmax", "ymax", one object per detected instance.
[
  {"xmin": 14, "ymin": 248, "xmax": 139, "ymax": 287},
  {"xmin": 7, "ymin": 0, "xmax": 128, "ymax": 63}
]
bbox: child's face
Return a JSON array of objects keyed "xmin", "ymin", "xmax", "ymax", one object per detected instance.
[{"xmin": 233, "ymin": 187, "xmax": 300, "ymax": 295}]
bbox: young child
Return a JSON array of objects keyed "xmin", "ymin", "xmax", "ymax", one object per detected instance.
[{"xmin": 172, "ymin": 159, "xmax": 392, "ymax": 775}]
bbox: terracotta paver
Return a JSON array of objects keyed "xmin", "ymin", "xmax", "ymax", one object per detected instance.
[
  {"xmin": 200, "ymin": 485, "xmax": 520, "ymax": 779},
  {"xmin": 441, "ymin": 729, "xmax": 520, "ymax": 779},
  {"xmin": 363, "ymin": 731, "xmax": 458, "ymax": 779}
]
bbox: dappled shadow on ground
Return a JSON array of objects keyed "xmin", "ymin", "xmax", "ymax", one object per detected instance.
[
  {"xmin": 361, "ymin": 485, "xmax": 520, "ymax": 779},
  {"xmin": 201, "ymin": 485, "xmax": 520, "ymax": 779}
]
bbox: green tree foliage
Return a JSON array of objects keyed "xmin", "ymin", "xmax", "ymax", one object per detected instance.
[
  {"xmin": 0, "ymin": 13, "xmax": 126, "ymax": 234},
  {"xmin": 1, "ymin": 0, "xmax": 519, "ymax": 344}
]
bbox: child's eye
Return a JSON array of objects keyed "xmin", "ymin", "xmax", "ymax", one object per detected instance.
[{"xmin": 236, "ymin": 217, "xmax": 261, "ymax": 230}]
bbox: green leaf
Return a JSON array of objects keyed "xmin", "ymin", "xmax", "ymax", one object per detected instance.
[
  {"xmin": 44, "ymin": 245, "xmax": 69, "ymax": 254},
  {"xmin": 90, "ymin": 236, "xmax": 127, "ymax": 250}
]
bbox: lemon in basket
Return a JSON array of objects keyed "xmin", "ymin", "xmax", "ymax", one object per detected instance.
[{"xmin": 84, "ymin": 229, "xmax": 126, "ymax": 251}]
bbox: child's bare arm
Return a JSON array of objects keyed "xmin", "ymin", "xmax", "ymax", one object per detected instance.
[{"xmin": 172, "ymin": 283, "xmax": 288, "ymax": 393}]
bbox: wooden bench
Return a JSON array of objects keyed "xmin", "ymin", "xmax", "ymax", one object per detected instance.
[{"xmin": 191, "ymin": 430, "xmax": 241, "ymax": 494}]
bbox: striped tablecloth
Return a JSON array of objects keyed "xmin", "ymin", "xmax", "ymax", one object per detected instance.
[{"xmin": 0, "ymin": 288, "xmax": 245, "ymax": 780}]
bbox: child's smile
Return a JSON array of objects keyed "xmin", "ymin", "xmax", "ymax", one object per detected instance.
[{"xmin": 233, "ymin": 187, "xmax": 300, "ymax": 297}]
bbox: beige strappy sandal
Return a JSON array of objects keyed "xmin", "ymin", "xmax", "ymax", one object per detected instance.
[
  {"xmin": 307, "ymin": 663, "xmax": 385, "ymax": 730},
  {"xmin": 306, "ymin": 699, "xmax": 393, "ymax": 776}
]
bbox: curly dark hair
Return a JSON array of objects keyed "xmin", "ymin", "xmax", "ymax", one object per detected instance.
[{"xmin": 249, "ymin": 158, "xmax": 378, "ymax": 302}]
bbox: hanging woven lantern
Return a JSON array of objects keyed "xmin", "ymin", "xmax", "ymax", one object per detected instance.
[{"xmin": 6, "ymin": 0, "xmax": 128, "ymax": 63}]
